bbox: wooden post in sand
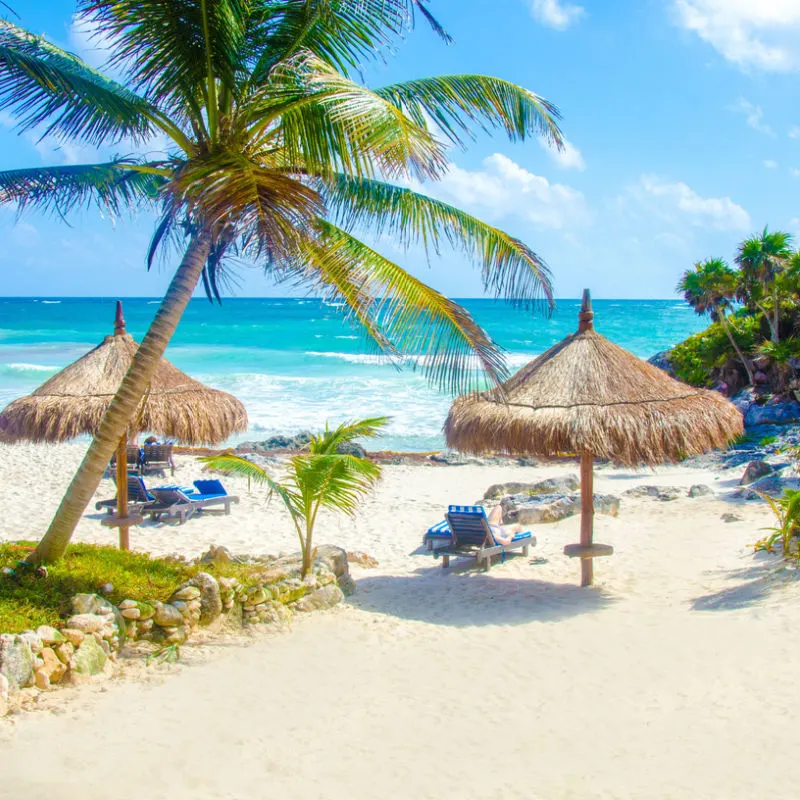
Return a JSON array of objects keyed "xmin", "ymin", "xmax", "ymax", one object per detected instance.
[{"xmin": 579, "ymin": 450, "xmax": 594, "ymax": 587}]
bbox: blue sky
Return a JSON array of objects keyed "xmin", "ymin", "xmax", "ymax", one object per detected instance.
[{"xmin": 1, "ymin": 0, "xmax": 799, "ymax": 299}]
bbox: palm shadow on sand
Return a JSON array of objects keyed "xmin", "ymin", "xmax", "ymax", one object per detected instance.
[
  {"xmin": 691, "ymin": 553, "xmax": 797, "ymax": 611},
  {"xmin": 349, "ymin": 561, "xmax": 616, "ymax": 627}
]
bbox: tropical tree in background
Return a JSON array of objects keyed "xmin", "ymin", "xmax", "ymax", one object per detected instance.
[
  {"xmin": 203, "ymin": 417, "xmax": 386, "ymax": 577},
  {"xmin": 735, "ymin": 227, "xmax": 794, "ymax": 343},
  {"xmin": 0, "ymin": 1, "xmax": 565, "ymax": 562},
  {"xmin": 678, "ymin": 257, "xmax": 754, "ymax": 385}
]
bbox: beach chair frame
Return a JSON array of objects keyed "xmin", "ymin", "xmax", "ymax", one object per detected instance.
[
  {"xmin": 142, "ymin": 443, "xmax": 176, "ymax": 476},
  {"xmin": 435, "ymin": 505, "xmax": 535, "ymax": 570},
  {"xmin": 95, "ymin": 474, "xmax": 154, "ymax": 514},
  {"xmin": 147, "ymin": 485, "xmax": 239, "ymax": 525}
]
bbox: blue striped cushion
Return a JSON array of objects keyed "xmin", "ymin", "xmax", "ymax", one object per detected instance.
[{"xmin": 426, "ymin": 520, "xmax": 450, "ymax": 537}]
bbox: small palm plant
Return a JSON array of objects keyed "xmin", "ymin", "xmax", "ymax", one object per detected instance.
[
  {"xmin": 203, "ymin": 417, "xmax": 386, "ymax": 577},
  {"xmin": 756, "ymin": 488, "xmax": 800, "ymax": 559}
]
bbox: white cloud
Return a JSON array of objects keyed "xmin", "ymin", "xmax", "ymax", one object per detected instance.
[
  {"xmin": 539, "ymin": 137, "xmax": 586, "ymax": 171},
  {"xmin": 529, "ymin": 0, "xmax": 585, "ymax": 30},
  {"xmin": 791, "ymin": 168, "xmax": 800, "ymax": 178},
  {"xmin": 730, "ymin": 98, "xmax": 774, "ymax": 135},
  {"xmin": 69, "ymin": 15, "xmax": 117, "ymax": 70},
  {"xmin": 764, "ymin": 159, "xmax": 778, "ymax": 168},
  {"xmin": 673, "ymin": 0, "xmax": 800, "ymax": 72},
  {"xmin": 424, "ymin": 153, "xmax": 591, "ymax": 230},
  {"xmin": 632, "ymin": 174, "xmax": 751, "ymax": 231},
  {"xmin": 790, "ymin": 127, "xmax": 800, "ymax": 139}
]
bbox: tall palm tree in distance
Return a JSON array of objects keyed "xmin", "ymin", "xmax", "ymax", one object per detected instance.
[
  {"xmin": 735, "ymin": 227, "xmax": 794, "ymax": 344},
  {"xmin": 678, "ymin": 257, "xmax": 754, "ymax": 385},
  {"xmin": 0, "ymin": 0, "xmax": 565, "ymax": 562}
]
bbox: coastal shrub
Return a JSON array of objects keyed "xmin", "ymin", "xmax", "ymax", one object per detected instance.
[
  {"xmin": 203, "ymin": 417, "xmax": 386, "ymax": 577},
  {"xmin": 0, "ymin": 542, "xmax": 267, "ymax": 634},
  {"xmin": 754, "ymin": 490, "xmax": 800, "ymax": 559},
  {"xmin": 760, "ymin": 435, "xmax": 778, "ymax": 447},
  {"xmin": 670, "ymin": 317, "xmax": 760, "ymax": 386}
]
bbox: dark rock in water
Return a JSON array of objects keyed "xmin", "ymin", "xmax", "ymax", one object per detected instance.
[
  {"xmin": 502, "ymin": 491, "xmax": 620, "ymax": 525},
  {"xmin": 623, "ymin": 485, "xmax": 684, "ymax": 501},
  {"xmin": 648, "ymin": 350, "xmax": 676, "ymax": 377},
  {"xmin": 688, "ymin": 484, "xmax": 714, "ymax": 498},
  {"xmin": 739, "ymin": 460, "xmax": 773, "ymax": 486},
  {"xmin": 428, "ymin": 451, "xmax": 470, "ymax": 466},
  {"xmin": 335, "ymin": 441, "xmax": 367, "ymax": 458}
]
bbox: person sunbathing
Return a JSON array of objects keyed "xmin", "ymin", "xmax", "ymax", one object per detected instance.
[{"xmin": 486, "ymin": 504, "xmax": 524, "ymax": 545}]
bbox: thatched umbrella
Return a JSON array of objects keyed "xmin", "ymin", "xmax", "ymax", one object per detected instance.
[
  {"xmin": 445, "ymin": 289, "xmax": 743, "ymax": 586},
  {"xmin": 0, "ymin": 301, "xmax": 247, "ymax": 549}
]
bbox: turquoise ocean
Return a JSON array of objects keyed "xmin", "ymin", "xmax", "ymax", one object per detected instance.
[{"xmin": 0, "ymin": 297, "xmax": 705, "ymax": 452}]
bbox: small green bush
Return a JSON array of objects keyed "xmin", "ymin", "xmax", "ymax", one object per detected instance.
[
  {"xmin": 760, "ymin": 435, "xmax": 778, "ymax": 447},
  {"xmin": 0, "ymin": 542, "xmax": 265, "ymax": 634},
  {"xmin": 670, "ymin": 316, "xmax": 760, "ymax": 387}
]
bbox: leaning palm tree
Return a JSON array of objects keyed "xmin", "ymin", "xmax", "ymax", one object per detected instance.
[
  {"xmin": 0, "ymin": 0, "xmax": 564, "ymax": 563},
  {"xmin": 678, "ymin": 257, "xmax": 754, "ymax": 385},
  {"xmin": 735, "ymin": 228, "xmax": 794, "ymax": 344},
  {"xmin": 204, "ymin": 417, "xmax": 386, "ymax": 577}
]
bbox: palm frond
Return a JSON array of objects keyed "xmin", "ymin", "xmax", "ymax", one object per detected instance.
[
  {"xmin": 289, "ymin": 452, "xmax": 381, "ymax": 515},
  {"xmin": 248, "ymin": 52, "xmax": 448, "ymax": 180},
  {"xmin": 248, "ymin": 0, "xmax": 450, "ymax": 81},
  {"xmin": 375, "ymin": 74, "xmax": 563, "ymax": 150},
  {"xmin": 321, "ymin": 173, "xmax": 554, "ymax": 309},
  {"xmin": 309, "ymin": 416, "xmax": 388, "ymax": 454},
  {"xmin": 81, "ymin": 0, "xmax": 249, "ymax": 132},
  {"xmin": 0, "ymin": 160, "xmax": 165, "ymax": 216},
  {"xmin": 283, "ymin": 220, "xmax": 509, "ymax": 393},
  {"xmin": 0, "ymin": 19, "xmax": 164, "ymax": 146}
]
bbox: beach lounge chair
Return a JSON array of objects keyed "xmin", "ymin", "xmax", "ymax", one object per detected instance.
[
  {"xmin": 432, "ymin": 505, "xmax": 535, "ymax": 569},
  {"xmin": 147, "ymin": 479, "xmax": 239, "ymax": 524},
  {"xmin": 109, "ymin": 445, "xmax": 144, "ymax": 476},
  {"xmin": 423, "ymin": 519, "xmax": 452, "ymax": 551},
  {"xmin": 142, "ymin": 443, "xmax": 175, "ymax": 476},
  {"xmin": 95, "ymin": 474, "xmax": 155, "ymax": 513}
]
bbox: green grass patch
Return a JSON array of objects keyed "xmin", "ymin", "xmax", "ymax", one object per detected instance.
[{"xmin": 0, "ymin": 542, "xmax": 267, "ymax": 634}]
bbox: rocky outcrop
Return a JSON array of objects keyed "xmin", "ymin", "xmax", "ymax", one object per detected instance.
[
  {"xmin": 648, "ymin": 350, "xmax": 676, "ymax": 377},
  {"xmin": 502, "ymin": 492, "xmax": 620, "ymax": 525},
  {"xmin": 739, "ymin": 460, "xmax": 774, "ymax": 486},
  {"xmin": 0, "ymin": 634, "xmax": 34, "ymax": 690},
  {"xmin": 731, "ymin": 389, "xmax": 800, "ymax": 428},
  {"xmin": 484, "ymin": 475, "xmax": 579, "ymax": 501}
]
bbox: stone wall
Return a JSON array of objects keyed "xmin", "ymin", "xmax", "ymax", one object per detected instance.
[{"xmin": 0, "ymin": 545, "xmax": 351, "ymax": 715}]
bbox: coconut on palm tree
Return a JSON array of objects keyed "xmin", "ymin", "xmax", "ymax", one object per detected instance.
[
  {"xmin": 203, "ymin": 417, "xmax": 387, "ymax": 577},
  {"xmin": 0, "ymin": 1, "xmax": 566, "ymax": 562},
  {"xmin": 678, "ymin": 257, "xmax": 754, "ymax": 385},
  {"xmin": 735, "ymin": 228, "xmax": 794, "ymax": 344}
]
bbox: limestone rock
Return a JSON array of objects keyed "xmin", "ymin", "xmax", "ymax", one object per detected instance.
[
  {"xmin": 36, "ymin": 626, "xmax": 65, "ymax": 646},
  {"xmin": 337, "ymin": 574, "xmax": 357, "ymax": 596},
  {"xmin": 346, "ymin": 551, "xmax": 379, "ymax": 569},
  {"xmin": 152, "ymin": 602, "xmax": 183, "ymax": 629},
  {"xmin": 60, "ymin": 629, "xmax": 85, "ymax": 648},
  {"xmin": 485, "ymin": 475, "xmax": 579, "ymax": 501},
  {"xmin": 170, "ymin": 586, "xmax": 201, "ymax": 602},
  {"xmin": 18, "ymin": 631, "xmax": 42, "ymax": 654},
  {"xmin": 0, "ymin": 673, "xmax": 8, "ymax": 701},
  {"xmin": 118, "ymin": 600, "xmax": 138, "ymax": 610},
  {"xmin": 54, "ymin": 642, "xmax": 74, "ymax": 665},
  {"xmin": 740, "ymin": 460, "xmax": 774, "ymax": 486},
  {"xmin": 39, "ymin": 647, "xmax": 66, "ymax": 685},
  {"xmin": 70, "ymin": 636, "xmax": 107, "ymax": 676},
  {"xmin": 721, "ymin": 513, "xmax": 742, "ymax": 523},
  {"xmin": 623, "ymin": 485, "xmax": 685, "ymax": 501},
  {"xmin": 66, "ymin": 614, "xmax": 105, "ymax": 634},
  {"xmin": 744, "ymin": 398, "xmax": 800, "ymax": 427},
  {"xmin": 188, "ymin": 572, "xmax": 222, "ymax": 625},
  {"xmin": 314, "ymin": 545, "xmax": 349, "ymax": 579},
  {"xmin": 503, "ymin": 492, "xmax": 620, "ymax": 525},
  {"xmin": 0, "ymin": 634, "xmax": 34, "ymax": 690},
  {"xmin": 34, "ymin": 668, "xmax": 51, "ymax": 691},
  {"xmin": 294, "ymin": 584, "xmax": 345, "ymax": 612},
  {"xmin": 688, "ymin": 484, "xmax": 714, "ymax": 498},
  {"xmin": 121, "ymin": 607, "xmax": 141, "ymax": 620}
]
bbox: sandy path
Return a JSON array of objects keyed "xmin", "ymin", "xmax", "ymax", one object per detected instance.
[{"xmin": 0, "ymin": 444, "xmax": 799, "ymax": 798}]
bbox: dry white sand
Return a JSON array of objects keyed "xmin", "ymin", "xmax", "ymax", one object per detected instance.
[{"xmin": 0, "ymin": 442, "xmax": 799, "ymax": 799}]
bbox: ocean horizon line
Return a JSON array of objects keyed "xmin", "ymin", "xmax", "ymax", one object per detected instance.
[{"xmin": 0, "ymin": 295, "xmax": 684, "ymax": 302}]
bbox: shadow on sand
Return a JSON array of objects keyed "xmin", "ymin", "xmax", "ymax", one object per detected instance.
[
  {"xmin": 691, "ymin": 552, "xmax": 798, "ymax": 611},
  {"xmin": 349, "ymin": 561, "xmax": 616, "ymax": 627}
]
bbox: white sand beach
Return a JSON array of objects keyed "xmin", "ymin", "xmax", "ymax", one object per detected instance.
[{"xmin": 1, "ymin": 442, "xmax": 799, "ymax": 799}]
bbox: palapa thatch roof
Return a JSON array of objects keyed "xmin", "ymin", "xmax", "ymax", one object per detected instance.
[
  {"xmin": 445, "ymin": 292, "xmax": 743, "ymax": 467},
  {"xmin": 0, "ymin": 303, "xmax": 247, "ymax": 446}
]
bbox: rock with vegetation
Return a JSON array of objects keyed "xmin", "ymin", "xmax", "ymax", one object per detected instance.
[
  {"xmin": 294, "ymin": 584, "xmax": 345, "ymax": 612},
  {"xmin": 69, "ymin": 635, "xmax": 107, "ymax": 676},
  {"xmin": 0, "ymin": 634, "xmax": 34, "ymax": 690}
]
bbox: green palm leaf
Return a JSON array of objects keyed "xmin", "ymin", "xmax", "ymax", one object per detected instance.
[
  {"xmin": 0, "ymin": 160, "xmax": 165, "ymax": 215},
  {"xmin": 321, "ymin": 173, "xmax": 553, "ymax": 308},
  {"xmin": 375, "ymin": 74, "xmax": 563, "ymax": 150},
  {"xmin": 284, "ymin": 220, "xmax": 509, "ymax": 393},
  {"xmin": 0, "ymin": 19, "xmax": 162, "ymax": 146},
  {"xmin": 309, "ymin": 416, "xmax": 389, "ymax": 454}
]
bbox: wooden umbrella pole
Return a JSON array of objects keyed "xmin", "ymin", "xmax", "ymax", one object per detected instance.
[
  {"xmin": 116, "ymin": 436, "xmax": 130, "ymax": 550},
  {"xmin": 580, "ymin": 449, "xmax": 594, "ymax": 587}
]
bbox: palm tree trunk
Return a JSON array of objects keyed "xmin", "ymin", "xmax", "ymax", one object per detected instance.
[
  {"xmin": 754, "ymin": 301, "xmax": 778, "ymax": 343},
  {"xmin": 719, "ymin": 312, "xmax": 755, "ymax": 386},
  {"xmin": 773, "ymin": 286, "xmax": 780, "ymax": 344},
  {"xmin": 31, "ymin": 229, "xmax": 212, "ymax": 563}
]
